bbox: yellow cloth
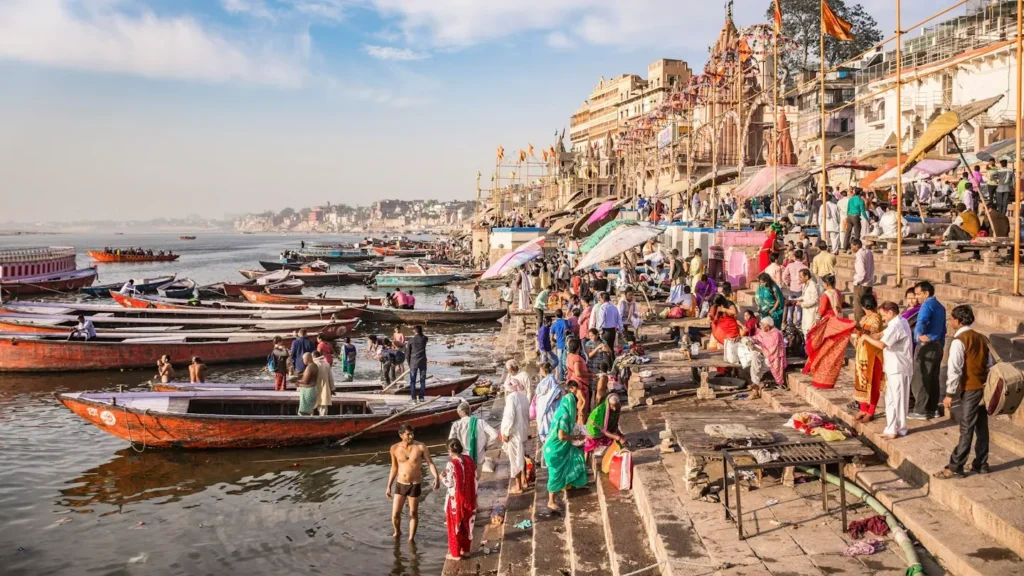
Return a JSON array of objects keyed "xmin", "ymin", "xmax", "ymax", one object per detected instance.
[
  {"xmin": 688, "ymin": 256, "xmax": 704, "ymax": 290},
  {"xmin": 811, "ymin": 428, "xmax": 846, "ymax": 442},
  {"xmin": 853, "ymin": 312, "xmax": 886, "ymax": 404},
  {"xmin": 960, "ymin": 211, "xmax": 981, "ymax": 238},
  {"xmin": 811, "ymin": 251, "xmax": 836, "ymax": 279}
]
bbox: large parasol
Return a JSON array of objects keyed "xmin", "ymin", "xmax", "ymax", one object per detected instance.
[
  {"xmin": 586, "ymin": 201, "xmax": 617, "ymax": 226},
  {"xmin": 574, "ymin": 223, "xmax": 665, "ymax": 272},
  {"xmin": 731, "ymin": 166, "xmax": 810, "ymax": 201},
  {"xmin": 579, "ymin": 220, "xmax": 639, "ymax": 254},
  {"xmin": 480, "ymin": 237, "xmax": 545, "ymax": 279},
  {"xmin": 976, "ymin": 137, "xmax": 1022, "ymax": 162}
]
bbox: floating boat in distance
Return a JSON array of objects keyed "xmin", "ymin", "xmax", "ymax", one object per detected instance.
[
  {"xmin": 57, "ymin": 391, "xmax": 483, "ymax": 448},
  {"xmin": 373, "ymin": 247, "xmax": 429, "ymax": 258},
  {"xmin": 179, "ymin": 236, "xmax": 197, "ymax": 240},
  {"xmin": 241, "ymin": 290, "xmax": 383, "ymax": 307},
  {"xmin": 157, "ymin": 278, "xmax": 198, "ymax": 299},
  {"xmin": 153, "ymin": 375, "xmax": 479, "ymax": 396},
  {"xmin": 81, "ymin": 274, "xmax": 177, "ymax": 297},
  {"xmin": 297, "ymin": 247, "xmax": 379, "ymax": 263},
  {"xmin": 361, "ymin": 306, "xmax": 507, "ymax": 324},
  {"xmin": 222, "ymin": 270, "xmax": 302, "ymax": 297},
  {"xmin": 0, "ymin": 247, "xmax": 98, "ymax": 295},
  {"xmin": 88, "ymin": 250, "xmax": 180, "ymax": 263},
  {"xmin": 259, "ymin": 259, "xmax": 303, "ymax": 271}
]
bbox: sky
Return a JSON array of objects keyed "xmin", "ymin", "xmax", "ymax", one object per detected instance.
[{"xmin": 0, "ymin": 0, "xmax": 943, "ymax": 222}]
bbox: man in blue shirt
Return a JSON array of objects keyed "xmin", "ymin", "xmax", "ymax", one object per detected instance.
[
  {"xmin": 536, "ymin": 316, "xmax": 557, "ymax": 370},
  {"xmin": 911, "ymin": 281, "xmax": 946, "ymax": 420},
  {"xmin": 550, "ymin": 309, "xmax": 569, "ymax": 382},
  {"xmin": 596, "ymin": 291, "xmax": 622, "ymax": 362},
  {"xmin": 289, "ymin": 328, "xmax": 317, "ymax": 375}
]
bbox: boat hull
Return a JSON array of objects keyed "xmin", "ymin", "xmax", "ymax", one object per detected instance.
[
  {"xmin": 57, "ymin": 392, "xmax": 479, "ymax": 448},
  {"xmin": 0, "ymin": 268, "xmax": 98, "ymax": 295},
  {"xmin": 361, "ymin": 306, "xmax": 507, "ymax": 324},
  {"xmin": 259, "ymin": 260, "xmax": 302, "ymax": 271},
  {"xmin": 372, "ymin": 247, "xmax": 428, "ymax": 257},
  {"xmin": 88, "ymin": 251, "xmax": 180, "ymax": 263},
  {"xmin": 375, "ymin": 274, "xmax": 458, "ymax": 288},
  {"xmin": 222, "ymin": 279, "xmax": 304, "ymax": 297},
  {"xmin": 81, "ymin": 275, "xmax": 175, "ymax": 297},
  {"xmin": 152, "ymin": 375, "xmax": 479, "ymax": 396},
  {"xmin": 241, "ymin": 290, "xmax": 382, "ymax": 306}
]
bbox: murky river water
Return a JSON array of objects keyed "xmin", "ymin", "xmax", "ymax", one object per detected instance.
[{"xmin": 0, "ymin": 232, "xmax": 500, "ymax": 576}]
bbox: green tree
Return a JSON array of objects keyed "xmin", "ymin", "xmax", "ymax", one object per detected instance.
[
  {"xmin": 767, "ymin": 0, "xmax": 882, "ymax": 79},
  {"xmin": 278, "ymin": 207, "xmax": 295, "ymax": 218}
]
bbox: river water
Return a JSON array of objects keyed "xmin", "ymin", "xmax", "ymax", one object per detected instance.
[{"xmin": 0, "ymin": 232, "xmax": 500, "ymax": 576}]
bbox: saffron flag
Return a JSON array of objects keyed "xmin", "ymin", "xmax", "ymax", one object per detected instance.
[
  {"xmin": 738, "ymin": 38, "xmax": 752, "ymax": 63},
  {"xmin": 528, "ymin": 143, "xmax": 535, "ymax": 157},
  {"xmin": 821, "ymin": 0, "xmax": 855, "ymax": 41},
  {"xmin": 773, "ymin": 0, "xmax": 782, "ymax": 33},
  {"xmin": 496, "ymin": 146, "xmax": 504, "ymax": 162},
  {"xmin": 542, "ymin": 150, "xmax": 549, "ymax": 162},
  {"xmin": 519, "ymin": 149, "xmax": 527, "ymax": 162}
]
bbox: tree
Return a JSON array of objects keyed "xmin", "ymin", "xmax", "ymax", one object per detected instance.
[
  {"xmin": 767, "ymin": 0, "xmax": 882, "ymax": 80},
  {"xmin": 278, "ymin": 207, "xmax": 295, "ymax": 218}
]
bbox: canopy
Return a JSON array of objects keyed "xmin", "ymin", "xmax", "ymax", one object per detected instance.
[
  {"xmin": 868, "ymin": 158, "xmax": 960, "ymax": 189},
  {"xmin": 657, "ymin": 179, "xmax": 690, "ymax": 199},
  {"xmin": 546, "ymin": 216, "xmax": 576, "ymax": 236},
  {"xmin": 574, "ymin": 224, "xmax": 666, "ymax": 271},
  {"xmin": 731, "ymin": 166, "xmax": 810, "ymax": 201},
  {"xmin": 691, "ymin": 168, "xmax": 741, "ymax": 193},
  {"xmin": 977, "ymin": 137, "xmax": 1021, "ymax": 162},
  {"xmin": 587, "ymin": 201, "xmax": 617, "ymax": 225},
  {"xmin": 537, "ymin": 209, "xmax": 570, "ymax": 222},
  {"xmin": 480, "ymin": 237, "xmax": 545, "ymax": 279},
  {"xmin": 579, "ymin": 220, "xmax": 638, "ymax": 254},
  {"xmin": 583, "ymin": 195, "xmax": 618, "ymax": 210},
  {"xmin": 567, "ymin": 194, "xmax": 594, "ymax": 211},
  {"xmin": 807, "ymin": 160, "xmax": 876, "ymax": 175},
  {"xmin": 904, "ymin": 95, "xmax": 1004, "ymax": 168}
]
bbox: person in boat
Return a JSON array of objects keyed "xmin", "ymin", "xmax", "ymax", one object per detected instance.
[
  {"xmin": 316, "ymin": 334, "xmax": 334, "ymax": 366},
  {"xmin": 312, "ymin": 350, "xmax": 335, "ymax": 416},
  {"xmin": 189, "ymin": 357, "xmax": 207, "ymax": 383},
  {"xmin": 441, "ymin": 438, "xmax": 477, "ymax": 561},
  {"xmin": 444, "ymin": 291, "xmax": 460, "ymax": 311},
  {"xmin": 449, "ymin": 400, "xmax": 498, "ymax": 474},
  {"xmin": 68, "ymin": 315, "xmax": 97, "ymax": 341},
  {"xmin": 392, "ymin": 326, "xmax": 406, "ymax": 347},
  {"xmin": 156, "ymin": 354, "xmax": 175, "ymax": 383},
  {"xmin": 387, "ymin": 424, "xmax": 441, "ymax": 542},
  {"xmin": 146, "ymin": 249, "xmax": 153, "ymax": 256},
  {"xmin": 289, "ymin": 328, "xmax": 317, "ymax": 378},
  {"xmin": 119, "ymin": 279, "xmax": 136, "ymax": 296},
  {"xmin": 501, "ymin": 363, "xmax": 531, "ymax": 495},
  {"xmin": 269, "ymin": 336, "xmax": 291, "ymax": 391},
  {"xmin": 405, "ymin": 325, "xmax": 428, "ymax": 401},
  {"xmin": 392, "ymin": 289, "xmax": 408, "ymax": 309},
  {"xmin": 542, "ymin": 380, "xmax": 589, "ymax": 513},
  {"xmin": 382, "ymin": 292, "xmax": 395, "ymax": 308},
  {"xmin": 297, "ymin": 352, "xmax": 319, "ymax": 416},
  {"xmin": 406, "ymin": 290, "xmax": 416, "ymax": 310},
  {"xmin": 340, "ymin": 337, "xmax": 356, "ymax": 382}
]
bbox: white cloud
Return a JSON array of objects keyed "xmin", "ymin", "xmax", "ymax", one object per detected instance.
[
  {"xmin": 220, "ymin": 0, "xmax": 275, "ymax": 21},
  {"xmin": 283, "ymin": 0, "xmax": 346, "ymax": 22},
  {"xmin": 0, "ymin": 0, "xmax": 308, "ymax": 87},
  {"xmin": 363, "ymin": 44, "xmax": 428, "ymax": 61},
  {"xmin": 545, "ymin": 31, "xmax": 574, "ymax": 50}
]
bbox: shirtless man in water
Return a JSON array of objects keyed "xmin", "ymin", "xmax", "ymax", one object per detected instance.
[{"xmin": 386, "ymin": 424, "xmax": 440, "ymax": 541}]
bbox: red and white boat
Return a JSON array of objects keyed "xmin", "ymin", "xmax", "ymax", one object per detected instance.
[{"xmin": 0, "ymin": 247, "xmax": 97, "ymax": 295}]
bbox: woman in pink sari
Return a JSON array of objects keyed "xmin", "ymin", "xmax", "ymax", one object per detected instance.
[
  {"xmin": 803, "ymin": 274, "xmax": 856, "ymax": 389},
  {"xmin": 441, "ymin": 438, "xmax": 478, "ymax": 561}
]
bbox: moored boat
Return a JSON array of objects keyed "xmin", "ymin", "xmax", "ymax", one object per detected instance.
[
  {"xmin": 361, "ymin": 306, "xmax": 507, "ymax": 324},
  {"xmin": 110, "ymin": 292, "xmax": 352, "ymax": 313},
  {"xmin": 297, "ymin": 248, "xmax": 379, "ymax": 263},
  {"xmin": 221, "ymin": 270, "xmax": 300, "ymax": 297},
  {"xmin": 179, "ymin": 236, "xmax": 197, "ymax": 240},
  {"xmin": 375, "ymin": 271, "xmax": 458, "ymax": 288},
  {"xmin": 241, "ymin": 290, "xmax": 383, "ymax": 306},
  {"xmin": 153, "ymin": 375, "xmax": 479, "ymax": 396},
  {"xmin": 0, "ymin": 247, "xmax": 98, "ymax": 295},
  {"xmin": 56, "ymin": 391, "xmax": 483, "ymax": 448},
  {"xmin": 259, "ymin": 259, "xmax": 302, "ymax": 271},
  {"xmin": 372, "ymin": 247, "xmax": 429, "ymax": 257},
  {"xmin": 88, "ymin": 250, "xmax": 180, "ymax": 263},
  {"xmin": 81, "ymin": 274, "xmax": 177, "ymax": 297},
  {"xmin": 157, "ymin": 278, "xmax": 198, "ymax": 299}
]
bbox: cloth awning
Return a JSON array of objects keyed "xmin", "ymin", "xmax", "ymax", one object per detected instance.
[
  {"xmin": 546, "ymin": 216, "xmax": 576, "ymax": 236},
  {"xmin": 731, "ymin": 166, "xmax": 810, "ymax": 201},
  {"xmin": 657, "ymin": 179, "xmax": 690, "ymax": 199},
  {"xmin": 905, "ymin": 95, "xmax": 1004, "ymax": 167},
  {"xmin": 691, "ymin": 168, "xmax": 741, "ymax": 193},
  {"xmin": 869, "ymin": 158, "xmax": 960, "ymax": 189}
]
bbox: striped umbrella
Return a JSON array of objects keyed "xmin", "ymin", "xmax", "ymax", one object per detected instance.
[{"xmin": 480, "ymin": 237, "xmax": 545, "ymax": 280}]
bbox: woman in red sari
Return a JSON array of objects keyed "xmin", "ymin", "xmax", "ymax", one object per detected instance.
[
  {"xmin": 441, "ymin": 438, "xmax": 478, "ymax": 561},
  {"xmin": 758, "ymin": 223, "xmax": 782, "ymax": 273},
  {"xmin": 803, "ymin": 274, "xmax": 855, "ymax": 389},
  {"xmin": 709, "ymin": 295, "xmax": 741, "ymax": 344}
]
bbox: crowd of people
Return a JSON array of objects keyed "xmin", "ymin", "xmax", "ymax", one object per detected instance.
[{"xmin": 101, "ymin": 247, "xmax": 174, "ymax": 257}]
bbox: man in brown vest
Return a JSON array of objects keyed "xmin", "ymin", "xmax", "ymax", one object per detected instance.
[{"xmin": 935, "ymin": 305, "xmax": 992, "ymax": 479}]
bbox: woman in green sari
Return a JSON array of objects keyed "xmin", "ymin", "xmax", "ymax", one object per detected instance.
[
  {"xmin": 755, "ymin": 272, "xmax": 785, "ymax": 329},
  {"xmin": 542, "ymin": 382, "xmax": 588, "ymax": 513}
]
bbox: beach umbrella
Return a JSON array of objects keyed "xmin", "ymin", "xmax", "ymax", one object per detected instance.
[
  {"xmin": 574, "ymin": 224, "xmax": 665, "ymax": 271},
  {"xmin": 480, "ymin": 237, "xmax": 545, "ymax": 279},
  {"xmin": 546, "ymin": 216, "xmax": 576, "ymax": 236},
  {"xmin": 868, "ymin": 159, "xmax": 960, "ymax": 189},
  {"xmin": 977, "ymin": 137, "xmax": 1021, "ymax": 162},
  {"xmin": 586, "ymin": 201, "xmax": 617, "ymax": 226},
  {"xmin": 904, "ymin": 95, "xmax": 1004, "ymax": 168},
  {"xmin": 731, "ymin": 166, "xmax": 810, "ymax": 201},
  {"xmin": 579, "ymin": 220, "xmax": 639, "ymax": 254}
]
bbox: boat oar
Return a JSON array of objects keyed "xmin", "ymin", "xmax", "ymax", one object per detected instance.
[
  {"xmin": 333, "ymin": 396, "xmax": 440, "ymax": 447},
  {"xmin": 380, "ymin": 367, "xmax": 411, "ymax": 392}
]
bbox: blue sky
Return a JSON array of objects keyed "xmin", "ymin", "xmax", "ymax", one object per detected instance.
[{"xmin": 0, "ymin": 0, "xmax": 940, "ymax": 221}]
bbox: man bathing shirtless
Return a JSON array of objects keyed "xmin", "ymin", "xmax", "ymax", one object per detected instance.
[{"xmin": 386, "ymin": 424, "xmax": 440, "ymax": 541}]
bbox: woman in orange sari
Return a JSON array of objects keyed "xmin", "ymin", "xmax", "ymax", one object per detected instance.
[
  {"xmin": 851, "ymin": 292, "xmax": 885, "ymax": 422},
  {"xmin": 803, "ymin": 274, "xmax": 855, "ymax": 389}
]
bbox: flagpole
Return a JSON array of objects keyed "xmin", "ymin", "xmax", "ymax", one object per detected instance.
[
  {"xmin": 773, "ymin": 4, "xmax": 780, "ymax": 224},
  {"xmin": 1016, "ymin": 0, "xmax": 1022, "ymax": 295},
  {"xmin": 712, "ymin": 70, "xmax": 719, "ymax": 229},
  {"xmin": 895, "ymin": 0, "xmax": 903, "ymax": 285},
  {"xmin": 819, "ymin": 0, "xmax": 827, "ymax": 235}
]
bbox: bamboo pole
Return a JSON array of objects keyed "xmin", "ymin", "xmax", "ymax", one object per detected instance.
[
  {"xmin": 896, "ymin": 0, "xmax": 904, "ymax": 285},
  {"xmin": 819, "ymin": 0, "xmax": 827, "ymax": 236},
  {"xmin": 773, "ymin": 15, "xmax": 780, "ymax": 224},
  {"xmin": 1016, "ymin": 0, "xmax": 1022, "ymax": 295},
  {"xmin": 712, "ymin": 70, "xmax": 719, "ymax": 228}
]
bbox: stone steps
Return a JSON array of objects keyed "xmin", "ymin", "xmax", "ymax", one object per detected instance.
[
  {"xmin": 593, "ymin": 462, "xmax": 659, "ymax": 576},
  {"xmin": 564, "ymin": 472, "xmax": 609, "ymax": 576}
]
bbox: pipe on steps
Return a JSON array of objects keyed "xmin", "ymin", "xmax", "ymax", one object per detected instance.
[{"xmin": 797, "ymin": 466, "xmax": 923, "ymax": 576}]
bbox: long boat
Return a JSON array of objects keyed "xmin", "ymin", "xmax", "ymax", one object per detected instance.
[
  {"xmin": 2, "ymin": 300, "xmax": 363, "ymax": 321},
  {"xmin": 238, "ymin": 269, "xmax": 372, "ymax": 286},
  {"xmin": 1, "ymin": 267, "xmax": 99, "ymax": 295},
  {"xmin": 81, "ymin": 274, "xmax": 176, "ymax": 297},
  {"xmin": 153, "ymin": 375, "xmax": 479, "ymax": 396},
  {"xmin": 0, "ymin": 334, "xmax": 298, "ymax": 372},
  {"xmin": 111, "ymin": 292, "xmax": 353, "ymax": 314},
  {"xmin": 241, "ymin": 290, "xmax": 383, "ymax": 306},
  {"xmin": 157, "ymin": 278, "xmax": 197, "ymax": 299},
  {"xmin": 296, "ymin": 249, "xmax": 379, "ymax": 263},
  {"xmin": 361, "ymin": 306, "xmax": 507, "ymax": 324},
  {"xmin": 372, "ymin": 247, "xmax": 429, "ymax": 257},
  {"xmin": 259, "ymin": 260, "xmax": 303, "ymax": 271},
  {"xmin": 375, "ymin": 272, "xmax": 458, "ymax": 288},
  {"xmin": 223, "ymin": 278, "xmax": 304, "ymax": 297},
  {"xmin": 0, "ymin": 311, "xmax": 360, "ymax": 333},
  {"xmin": 0, "ymin": 322, "xmax": 354, "ymax": 340},
  {"xmin": 88, "ymin": 250, "xmax": 180, "ymax": 263},
  {"xmin": 57, "ymin": 391, "xmax": 482, "ymax": 449}
]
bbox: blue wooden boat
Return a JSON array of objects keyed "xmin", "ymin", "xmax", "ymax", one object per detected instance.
[
  {"xmin": 374, "ymin": 266, "xmax": 458, "ymax": 288},
  {"xmin": 157, "ymin": 278, "xmax": 198, "ymax": 299},
  {"xmin": 297, "ymin": 249, "xmax": 378, "ymax": 263},
  {"xmin": 81, "ymin": 274, "xmax": 176, "ymax": 297}
]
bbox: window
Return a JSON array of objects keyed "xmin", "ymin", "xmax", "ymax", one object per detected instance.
[{"xmin": 840, "ymin": 118, "xmax": 849, "ymax": 133}]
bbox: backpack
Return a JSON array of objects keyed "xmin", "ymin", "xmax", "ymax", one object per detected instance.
[{"xmin": 267, "ymin": 352, "xmax": 279, "ymax": 372}]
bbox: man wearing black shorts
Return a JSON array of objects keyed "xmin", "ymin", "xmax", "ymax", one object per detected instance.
[{"xmin": 386, "ymin": 425, "xmax": 440, "ymax": 542}]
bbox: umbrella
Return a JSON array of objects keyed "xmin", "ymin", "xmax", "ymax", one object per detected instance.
[
  {"xmin": 480, "ymin": 237, "xmax": 545, "ymax": 279},
  {"xmin": 546, "ymin": 216, "xmax": 576, "ymax": 236},
  {"xmin": 868, "ymin": 159, "xmax": 960, "ymax": 189},
  {"xmin": 586, "ymin": 201, "xmax": 617, "ymax": 225},
  {"xmin": 691, "ymin": 168, "xmax": 741, "ymax": 193},
  {"xmin": 977, "ymin": 137, "xmax": 1021, "ymax": 162},
  {"xmin": 579, "ymin": 220, "xmax": 639, "ymax": 254},
  {"xmin": 731, "ymin": 166, "xmax": 810, "ymax": 201},
  {"xmin": 574, "ymin": 224, "xmax": 665, "ymax": 271},
  {"xmin": 904, "ymin": 95, "xmax": 1004, "ymax": 168}
]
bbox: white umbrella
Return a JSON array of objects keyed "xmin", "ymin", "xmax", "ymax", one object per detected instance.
[{"xmin": 574, "ymin": 223, "xmax": 665, "ymax": 271}]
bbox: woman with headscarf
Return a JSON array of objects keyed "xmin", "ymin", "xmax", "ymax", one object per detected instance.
[
  {"xmin": 441, "ymin": 438, "xmax": 477, "ymax": 561},
  {"xmin": 501, "ymin": 360, "xmax": 531, "ymax": 494},
  {"xmin": 584, "ymin": 394, "xmax": 625, "ymax": 455},
  {"xmin": 851, "ymin": 292, "xmax": 885, "ymax": 423},
  {"xmin": 542, "ymin": 381, "xmax": 589, "ymax": 513},
  {"xmin": 296, "ymin": 352, "xmax": 318, "ymax": 416},
  {"xmin": 748, "ymin": 317, "xmax": 787, "ymax": 395},
  {"xmin": 755, "ymin": 272, "xmax": 786, "ymax": 329},
  {"xmin": 694, "ymin": 274, "xmax": 716, "ymax": 316},
  {"xmin": 758, "ymin": 223, "xmax": 781, "ymax": 273},
  {"xmin": 532, "ymin": 361, "xmax": 562, "ymax": 452},
  {"xmin": 803, "ymin": 274, "xmax": 856, "ymax": 390}
]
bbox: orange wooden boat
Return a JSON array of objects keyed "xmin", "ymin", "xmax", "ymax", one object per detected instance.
[
  {"xmin": 241, "ymin": 290, "xmax": 383, "ymax": 307},
  {"xmin": 56, "ymin": 391, "xmax": 483, "ymax": 449},
  {"xmin": 88, "ymin": 250, "xmax": 180, "ymax": 263},
  {"xmin": 110, "ymin": 292, "xmax": 349, "ymax": 314},
  {"xmin": 372, "ymin": 247, "xmax": 429, "ymax": 257},
  {"xmin": 152, "ymin": 375, "xmax": 479, "ymax": 395}
]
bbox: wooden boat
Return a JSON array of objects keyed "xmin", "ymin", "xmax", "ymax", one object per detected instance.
[
  {"xmin": 153, "ymin": 375, "xmax": 479, "ymax": 396},
  {"xmin": 361, "ymin": 306, "xmax": 507, "ymax": 324},
  {"xmin": 0, "ymin": 311, "xmax": 360, "ymax": 335},
  {"xmin": 111, "ymin": 292, "xmax": 353, "ymax": 314},
  {"xmin": 297, "ymin": 248, "xmax": 379, "ymax": 263},
  {"xmin": 56, "ymin": 391, "xmax": 484, "ymax": 448},
  {"xmin": 157, "ymin": 278, "xmax": 197, "ymax": 299},
  {"xmin": 81, "ymin": 274, "xmax": 177, "ymax": 297},
  {"xmin": 88, "ymin": 250, "xmax": 180, "ymax": 263},
  {"xmin": 221, "ymin": 270, "xmax": 300, "ymax": 297},
  {"xmin": 241, "ymin": 290, "xmax": 383, "ymax": 306},
  {"xmin": 375, "ymin": 263, "xmax": 457, "ymax": 288},
  {"xmin": 0, "ymin": 267, "xmax": 98, "ymax": 295},
  {"xmin": 179, "ymin": 236, "xmax": 197, "ymax": 240},
  {"xmin": 0, "ymin": 322, "xmax": 353, "ymax": 341},
  {"xmin": 3, "ymin": 299, "xmax": 364, "ymax": 320},
  {"xmin": 259, "ymin": 259, "xmax": 302, "ymax": 271},
  {"xmin": 373, "ymin": 247, "xmax": 429, "ymax": 257},
  {"xmin": 0, "ymin": 334, "xmax": 298, "ymax": 372}
]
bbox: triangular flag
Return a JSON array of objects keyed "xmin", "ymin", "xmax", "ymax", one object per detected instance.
[
  {"xmin": 528, "ymin": 143, "xmax": 535, "ymax": 157},
  {"xmin": 738, "ymin": 38, "xmax": 752, "ymax": 63},
  {"xmin": 822, "ymin": 0, "xmax": 855, "ymax": 41},
  {"xmin": 773, "ymin": 0, "xmax": 782, "ymax": 33}
]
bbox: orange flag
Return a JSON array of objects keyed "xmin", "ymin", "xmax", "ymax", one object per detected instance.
[
  {"xmin": 519, "ymin": 149, "xmax": 526, "ymax": 162},
  {"xmin": 773, "ymin": 0, "xmax": 782, "ymax": 33},
  {"xmin": 822, "ymin": 0, "xmax": 855, "ymax": 41},
  {"xmin": 542, "ymin": 150, "xmax": 549, "ymax": 162},
  {"xmin": 528, "ymin": 143, "xmax": 535, "ymax": 157},
  {"xmin": 496, "ymin": 146, "xmax": 504, "ymax": 162},
  {"xmin": 738, "ymin": 38, "xmax": 752, "ymax": 63}
]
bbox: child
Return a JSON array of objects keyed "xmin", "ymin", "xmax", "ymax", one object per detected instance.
[
  {"xmin": 743, "ymin": 310, "xmax": 758, "ymax": 337},
  {"xmin": 341, "ymin": 337, "xmax": 357, "ymax": 382}
]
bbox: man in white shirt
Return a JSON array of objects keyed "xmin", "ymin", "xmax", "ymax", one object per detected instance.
[
  {"xmin": 617, "ymin": 287, "xmax": 643, "ymax": 334},
  {"xmin": 69, "ymin": 315, "xmax": 97, "ymax": 341},
  {"xmin": 449, "ymin": 401, "xmax": 498, "ymax": 475},
  {"xmin": 916, "ymin": 180, "xmax": 932, "ymax": 208},
  {"xmin": 763, "ymin": 252, "xmax": 784, "ymax": 287},
  {"xmin": 819, "ymin": 196, "xmax": 842, "ymax": 254},
  {"xmin": 877, "ymin": 205, "xmax": 909, "ymax": 238},
  {"xmin": 851, "ymin": 239, "xmax": 874, "ymax": 322},
  {"xmin": 836, "ymin": 189, "xmax": 851, "ymax": 250},
  {"xmin": 859, "ymin": 301, "xmax": 913, "ymax": 438},
  {"xmin": 119, "ymin": 279, "xmax": 136, "ymax": 296}
]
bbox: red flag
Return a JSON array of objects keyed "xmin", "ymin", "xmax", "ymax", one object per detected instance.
[{"xmin": 822, "ymin": 0, "xmax": 855, "ymax": 41}]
